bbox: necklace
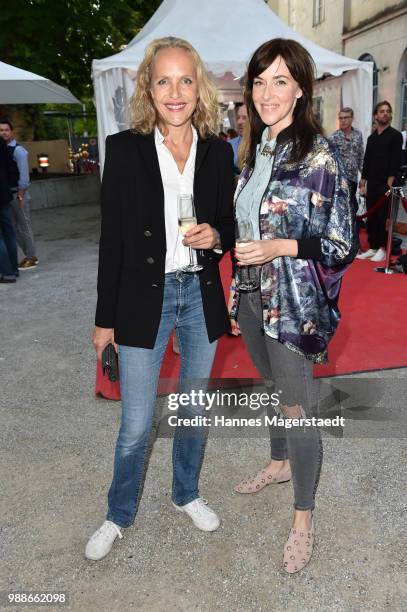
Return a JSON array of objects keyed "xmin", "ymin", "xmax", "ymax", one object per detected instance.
[{"xmin": 261, "ymin": 142, "xmax": 275, "ymax": 158}]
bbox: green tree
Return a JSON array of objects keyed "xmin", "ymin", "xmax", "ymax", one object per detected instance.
[{"xmin": 0, "ymin": 0, "xmax": 162, "ymax": 101}]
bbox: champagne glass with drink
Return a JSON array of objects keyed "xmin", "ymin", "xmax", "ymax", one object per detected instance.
[
  {"xmin": 236, "ymin": 218, "xmax": 260, "ymax": 291},
  {"xmin": 177, "ymin": 194, "xmax": 204, "ymax": 273}
]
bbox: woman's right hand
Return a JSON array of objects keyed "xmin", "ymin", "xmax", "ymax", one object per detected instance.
[{"xmin": 92, "ymin": 326, "xmax": 117, "ymax": 362}]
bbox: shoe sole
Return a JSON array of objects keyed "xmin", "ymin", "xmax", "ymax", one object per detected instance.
[
  {"xmin": 85, "ymin": 551, "xmax": 105, "ymax": 561},
  {"xmin": 18, "ymin": 265, "xmax": 39, "ymax": 271},
  {"xmin": 234, "ymin": 478, "xmax": 291, "ymax": 494},
  {"xmin": 85, "ymin": 542, "xmax": 116, "ymax": 561},
  {"xmin": 171, "ymin": 501, "xmax": 220, "ymax": 532}
]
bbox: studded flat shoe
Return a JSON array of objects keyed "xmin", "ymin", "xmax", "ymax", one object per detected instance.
[
  {"xmin": 283, "ymin": 518, "xmax": 314, "ymax": 574},
  {"xmin": 234, "ymin": 464, "xmax": 291, "ymax": 494}
]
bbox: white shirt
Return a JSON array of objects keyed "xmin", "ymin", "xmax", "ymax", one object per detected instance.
[{"xmin": 155, "ymin": 125, "xmax": 198, "ymax": 273}]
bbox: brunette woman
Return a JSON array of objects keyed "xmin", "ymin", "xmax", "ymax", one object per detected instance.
[{"xmin": 231, "ymin": 39, "xmax": 356, "ymax": 573}]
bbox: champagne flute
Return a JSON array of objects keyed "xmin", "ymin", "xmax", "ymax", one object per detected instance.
[
  {"xmin": 236, "ymin": 218, "xmax": 260, "ymax": 291},
  {"xmin": 177, "ymin": 194, "xmax": 203, "ymax": 273}
]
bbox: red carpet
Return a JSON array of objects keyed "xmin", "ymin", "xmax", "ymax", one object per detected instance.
[
  {"xmin": 161, "ymin": 243, "xmax": 407, "ymax": 379},
  {"xmin": 314, "ymin": 256, "xmax": 407, "ymax": 376}
]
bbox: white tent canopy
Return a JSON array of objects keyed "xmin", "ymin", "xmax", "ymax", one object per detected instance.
[
  {"xmin": 92, "ymin": 0, "xmax": 372, "ymax": 162},
  {"xmin": 0, "ymin": 61, "xmax": 80, "ymax": 105}
]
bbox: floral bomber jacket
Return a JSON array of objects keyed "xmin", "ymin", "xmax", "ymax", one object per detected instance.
[{"xmin": 231, "ymin": 126, "xmax": 358, "ymax": 364}]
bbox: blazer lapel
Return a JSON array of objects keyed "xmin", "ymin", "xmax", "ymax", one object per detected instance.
[
  {"xmin": 134, "ymin": 132, "xmax": 211, "ymax": 221},
  {"xmin": 194, "ymin": 137, "xmax": 211, "ymax": 221},
  {"xmin": 136, "ymin": 131, "xmax": 162, "ymax": 183},
  {"xmin": 195, "ymin": 137, "xmax": 211, "ymax": 175},
  {"xmin": 135, "ymin": 131, "xmax": 164, "ymax": 218}
]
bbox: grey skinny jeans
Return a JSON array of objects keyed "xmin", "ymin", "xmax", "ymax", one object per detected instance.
[{"xmin": 238, "ymin": 291, "xmax": 323, "ymax": 511}]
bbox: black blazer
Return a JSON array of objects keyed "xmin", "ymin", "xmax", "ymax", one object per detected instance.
[{"xmin": 95, "ymin": 129, "xmax": 235, "ymax": 347}]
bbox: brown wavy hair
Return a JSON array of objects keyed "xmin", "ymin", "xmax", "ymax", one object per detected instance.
[
  {"xmin": 129, "ymin": 37, "xmax": 220, "ymax": 138},
  {"xmin": 239, "ymin": 38, "xmax": 322, "ymax": 169},
  {"xmin": 373, "ymin": 100, "xmax": 392, "ymax": 116}
]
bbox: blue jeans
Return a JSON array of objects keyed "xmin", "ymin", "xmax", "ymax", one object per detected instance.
[
  {"xmin": 107, "ymin": 271, "xmax": 218, "ymax": 528},
  {"xmin": 0, "ymin": 203, "xmax": 18, "ymax": 278}
]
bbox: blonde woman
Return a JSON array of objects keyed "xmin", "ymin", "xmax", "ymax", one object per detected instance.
[{"xmin": 86, "ymin": 37, "xmax": 234, "ymax": 561}]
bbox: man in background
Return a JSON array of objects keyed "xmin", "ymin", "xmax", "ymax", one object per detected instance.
[
  {"xmin": 329, "ymin": 107, "xmax": 364, "ymax": 216},
  {"xmin": 0, "ymin": 119, "xmax": 38, "ymax": 270},
  {"xmin": 357, "ymin": 101, "xmax": 402, "ymax": 262},
  {"xmin": 0, "ymin": 137, "xmax": 18, "ymax": 283},
  {"xmin": 229, "ymin": 103, "xmax": 247, "ymax": 174}
]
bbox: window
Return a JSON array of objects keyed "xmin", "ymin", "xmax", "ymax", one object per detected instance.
[
  {"xmin": 359, "ymin": 53, "xmax": 378, "ymax": 110},
  {"xmin": 313, "ymin": 96, "xmax": 323, "ymax": 125},
  {"xmin": 313, "ymin": 0, "xmax": 325, "ymax": 26}
]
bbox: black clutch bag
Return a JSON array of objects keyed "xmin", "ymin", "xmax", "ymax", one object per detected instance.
[{"xmin": 101, "ymin": 343, "xmax": 119, "ymax": 382}]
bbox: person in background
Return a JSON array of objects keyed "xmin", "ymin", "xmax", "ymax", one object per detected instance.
[
  {"xmin": 85, "ymin": 36, "xmax": 234, "ymax": 562},
  {"xmin": 0, "ymin": 137, "xmax": 18, "ymax": 283},
  {"xmin": 357, "ymin": 101, "xmax": 402, "ymax": 262},
  {"xmin": 229, "ymin": 103, "xmax": 248, "ymax": 173},
  {"xmin": 0, "ymin": 119, "xmax": 38, "ymax": 270},
  {"xmin": 227, "ymin": 128, "xmax": 238, "ymax": 140},
  {"xmin": 329, "ymin": 108, "xmax": 364, "ymax": 218},
  {"xmin": 231, "ymin": 38, "xmax": 356, "ymax": 573}
]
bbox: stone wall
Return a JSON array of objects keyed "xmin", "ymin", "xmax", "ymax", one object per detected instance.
[{"xmin": 30, "ymin": 174, "xmax": 100, "ymax": 211}]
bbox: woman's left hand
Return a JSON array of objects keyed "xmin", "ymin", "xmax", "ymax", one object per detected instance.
[
  {"xmin": 184, "ymin": 223, "xmax": 220, "ymax": 250},
  {"xmin": 235, "ymin": 238, "xmax": 298, "ymax": 265}
]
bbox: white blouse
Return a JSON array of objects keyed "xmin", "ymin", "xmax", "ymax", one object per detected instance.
[{"xmin": 154, "ymin": 125, "xmax": 198, "ymax": 273}]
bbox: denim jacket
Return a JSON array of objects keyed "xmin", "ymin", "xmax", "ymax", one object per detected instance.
[{"xmin": 232, "ymin": 125, "xmax": 357, "ymax": 363}]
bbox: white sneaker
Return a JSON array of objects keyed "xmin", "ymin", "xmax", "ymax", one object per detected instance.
[
  {"xmin": 370, "ymin": 247, "xmax": 386, "ymax": 262},
  {"xmin": 356, "ymin": 248, "xmax": 377, "ymax": 259},
  {"xmin": 85, "ymin": 520, "xmax": 123, "ymax": 560},
  {"xmin": 172, "ymin": 497, "xmax": 220, "ymax": 532}
]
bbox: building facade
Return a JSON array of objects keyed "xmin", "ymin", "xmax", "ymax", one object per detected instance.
[{"xmin": 267, "ymin": 0, "xmax": 407, "ymax": 134}]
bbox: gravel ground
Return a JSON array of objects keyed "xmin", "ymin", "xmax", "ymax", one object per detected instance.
[{"xmin": 1, "ymin": 204, "xmax": 406, "ymax": 612}]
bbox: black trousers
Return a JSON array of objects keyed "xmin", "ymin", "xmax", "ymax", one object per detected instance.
[{"xmin": 366, "ymin": 181, "xmax": 389, "ymax": 250}]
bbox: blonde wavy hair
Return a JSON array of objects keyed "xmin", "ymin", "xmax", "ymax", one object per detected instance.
[{"xmin": 129, "ymin": 37, "xmax": 220, "ymax": 138}]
